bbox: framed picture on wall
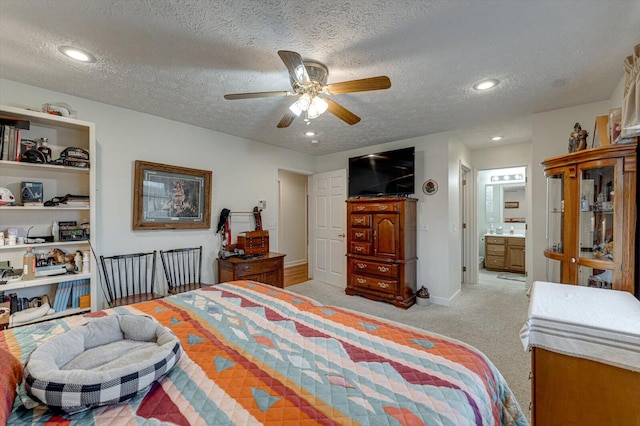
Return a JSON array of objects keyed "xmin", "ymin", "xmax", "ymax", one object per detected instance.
[
  {"xmin": 133, "ymin": 160, "xmax": 212, "ymax": 230},
  {"xmin": 504, "ymin": 201, "xmax": 519, "ymax": 209}
]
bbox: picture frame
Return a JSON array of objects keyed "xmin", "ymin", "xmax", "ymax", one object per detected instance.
[
  {"xmin": 133, "ymin": 160, "xmax": 212, "ymax": 230},
  {"xmin": 504, "ymin": 201, "xmax": 519, "ymax": 209},
  {"xmin": 591, "ymin": 115, "xmax": 610, "ymax": 149}
]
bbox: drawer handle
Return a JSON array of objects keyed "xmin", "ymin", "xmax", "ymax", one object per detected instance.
[
  {"xmin": 355, "ymin": 246, "xmax": 363, "ymax": 252},
  {"xmin": 378, "ymin": 282, "xmax": 389, "ymax": 288},
  {"xmin": 377, "ymin": 205, "xmax": 388, "ymax": 210},
  {"xmin": 355, "ymin": 218, "xmax": 364, "ymax": 224},
  {"xmin": 356, "ymin": 206, "xmax": 365, "ymax": 211},
  {"xmin": 378, "ymin": 266, "xmax": 389, "ymax": 272},
  {"xmin": 357, "ymin": 278, "xmax": 367, "ymax": 284},
  {"xmin": 355, "ymin": 232, "xmax": 364, "ymax": 237},
  {"xmin": 356, "ymin": 263, "xmax": 367, "ymax": 269}
]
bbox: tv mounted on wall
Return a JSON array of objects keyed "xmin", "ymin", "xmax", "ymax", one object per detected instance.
[{"xmin": 348, "ymin": 147, "xmax": 415, "ymax": 197}]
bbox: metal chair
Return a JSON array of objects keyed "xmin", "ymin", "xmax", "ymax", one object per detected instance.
[
  {"xmin": 99, "ymin": 251, "xmax": 163, "ymax": 307},
  {"xmin": 159, "ymin": 246, "xmax": 206, "ymax": 295}
]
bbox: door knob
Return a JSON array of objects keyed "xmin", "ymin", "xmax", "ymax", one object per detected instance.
[{"xmin": 338, "ymin": 233, "xmax": 345, "ymax": 238}]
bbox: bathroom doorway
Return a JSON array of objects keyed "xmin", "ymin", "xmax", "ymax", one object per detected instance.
[{"xmin": 477, "ymin": 166, "xmax": 527, "ymax": 285}]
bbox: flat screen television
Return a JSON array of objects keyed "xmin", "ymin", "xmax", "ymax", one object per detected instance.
[{"xmin": 348, "ymin": 147, "xmax": 415, "ymax": 197}]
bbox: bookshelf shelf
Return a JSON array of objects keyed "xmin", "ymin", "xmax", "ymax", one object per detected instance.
[{"xmin": 0, "ymin": 272, "xmax": 91, "ymax": 292}]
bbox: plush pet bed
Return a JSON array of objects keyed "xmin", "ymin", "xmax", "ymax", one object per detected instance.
[{"xmin": 23, "ymin": 314, "xmax": 182, "ymax": 413}]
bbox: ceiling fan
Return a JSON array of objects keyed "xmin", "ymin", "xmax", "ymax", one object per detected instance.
[{"xmin": 224, "ymin": 50, "xmax": 391, "ymax": 128}]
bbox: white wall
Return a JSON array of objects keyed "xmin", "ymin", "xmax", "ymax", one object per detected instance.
[{"xmin": 0, "ymin": 79, "xmax": 315, "ymax": 308}]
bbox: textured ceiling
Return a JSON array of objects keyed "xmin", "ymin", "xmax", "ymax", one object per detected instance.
[{"xmin": 1, "ymin": 0, "xmax": 638, "ymax": 155}]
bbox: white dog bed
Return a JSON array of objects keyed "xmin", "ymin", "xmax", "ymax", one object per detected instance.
[{"xmin": 23, "ymin": 314, "xmax": 182, "ymax": 413}]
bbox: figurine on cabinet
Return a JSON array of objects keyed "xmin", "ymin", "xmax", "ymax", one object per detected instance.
[{"xmin": 568, "ymin": 122, "xmax": 589, "ymax": 152}]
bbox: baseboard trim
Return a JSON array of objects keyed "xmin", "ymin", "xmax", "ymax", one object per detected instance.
[
  {"xmin": 284, "ymin": 259, "xmax": 307, "ymax": 268},
  {"xmin": 429, "ymin": 288, "xmax": 461, "ymax": 306}
]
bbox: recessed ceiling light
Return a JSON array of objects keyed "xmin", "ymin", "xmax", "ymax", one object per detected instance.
[
  {"xmin": 304, "ymin": 131, "xmax": 316, "ymax": 137},
  {"xmin": 491, "ymin": 136, "xmax": 503, "ymax": 141},
  {"xmin": 311, "ymin": 140, "xmax": 319, "ymax": 144},
  {"xmin": 473, "ymin": 79, "xmax": 499, "ymax": 91},
  {"xmin": 58, "ymin": 46, "xmax": 96, "ymax": 63}
]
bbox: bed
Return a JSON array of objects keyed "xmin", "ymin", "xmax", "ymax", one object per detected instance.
[{"xmin": 1, "ymin": 280, "xmax": 527, "ymax": 425}]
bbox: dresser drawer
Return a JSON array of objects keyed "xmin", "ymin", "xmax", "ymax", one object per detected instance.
[
  {"xmin": 350, "ymin": 242, "xmax": 372, "ymax": 255},
  {"xmin": 350, "ymin": 274, "xmax": 397, "ymax": 294},
  {"xmin": 349, "ymin": 258, "xmax": 398, "ymax": 279},
  {"xmin": 486, "ymin": 244, "xmax": 505, "ymax": 255},
  {"xmin": 350, "ymin": 214, "xmax": 372, "ymax": 228},
  {"xmin": 350, "ymin": 229, "xmax": 372, "ymax": 241},
  {"xmin": 507, "ymin": 237, "xmax": 525, "ymax": 247},
  {"xmin": 485, "ymin": 255, "xmax": 505, "ymax": 268},
  {"xmin": 235, "ymin": 259, "xmax": 281, "ymax": 277},
  {"xmin": 351, "ymin": 202, "xmax": 398, "ymax": 213},
  {"xmin": 485, "ymin": 236, "xmax": 505, "ymax": 245}
]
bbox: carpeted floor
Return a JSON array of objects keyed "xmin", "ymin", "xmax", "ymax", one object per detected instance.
[{"xmin": 288, "ymin": 275, "xmax": 532, "ymax": 423}]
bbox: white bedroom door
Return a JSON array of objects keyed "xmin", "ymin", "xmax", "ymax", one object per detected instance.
[{"xmin": 310, "ymin": 169, "xmax": 346, "ymax": 288}]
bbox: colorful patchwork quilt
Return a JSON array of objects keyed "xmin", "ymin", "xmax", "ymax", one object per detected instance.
[{"xmin": 1, "ymin": 281, "xmax": 527, "ymax": 425}]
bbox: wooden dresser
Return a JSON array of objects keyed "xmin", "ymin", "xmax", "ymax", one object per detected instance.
[
  {"xmin": 217, "ymin": 252, "xmax": 286, "ymax": 288},
  {"xmin": 345, "ymin": 197, "xmax": 417, "ymax": 309}
]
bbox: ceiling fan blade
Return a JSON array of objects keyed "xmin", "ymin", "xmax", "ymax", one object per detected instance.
[
  {"xmin": 326, "ymin": 76, "xmax": 391, "ymax": 95},
  {"xmin": 224, "ymin": 90, "xmax": 292, "ymax": 100},
  {"xmin": 325, "ymin": 98, "xmax": 361, "ymax": 125},
  {"xmin": 278, "ymin": 50, "xmax": 310, "ymax": 85},
  {"xmin": 277, "ymin": 109, "xmax": 298, "ymax": 128}
]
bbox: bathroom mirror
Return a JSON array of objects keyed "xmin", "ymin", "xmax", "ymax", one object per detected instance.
[
  {"xmin": 485, "ymin": 184, "xmax": 526, "ymax": 224},
  {"xmin": 502, "ymin": 184, "xmax": 525, "ymax": 223}
]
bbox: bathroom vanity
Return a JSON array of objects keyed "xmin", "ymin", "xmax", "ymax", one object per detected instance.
[{"xmin": 484, "ymin": 234, "xmax": 525, "ymax": 273}]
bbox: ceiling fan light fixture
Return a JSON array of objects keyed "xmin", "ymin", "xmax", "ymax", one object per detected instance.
[
  {"xmin": 289, "ymin": 94, "xmax": 312, "ymax": 116},
  {"xmin": 307, "ymin": 96, "xmax": 328, "ymax": 119}
]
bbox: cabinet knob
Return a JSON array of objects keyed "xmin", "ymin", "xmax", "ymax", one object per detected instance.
[{"xmin": 570, "ymin": 257, "xmax": 577, "ymax": 263}]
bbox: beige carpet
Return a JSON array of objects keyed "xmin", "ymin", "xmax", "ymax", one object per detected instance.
[{"xmin": 288, "ymin": 275, "xmax": 532, "ymax": 422}]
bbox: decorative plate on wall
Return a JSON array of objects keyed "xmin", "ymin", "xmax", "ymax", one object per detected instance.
[{"xmin": 422, "ymin": 179, "xmax": 438, "ymax": 195}]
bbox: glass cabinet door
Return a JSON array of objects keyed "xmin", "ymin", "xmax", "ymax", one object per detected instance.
[
  {"xmin": 577, "ymin": 163, "xmax": 616, "ymax": 288},
  {"xmin": 545, "ymin": 172, "xmax": 564, "ymax": 282}
]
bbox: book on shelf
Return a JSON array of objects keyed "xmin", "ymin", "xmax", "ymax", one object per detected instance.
[{"xmin": 53, "ymin": 279, "xmax": 90, "ymax": 312}]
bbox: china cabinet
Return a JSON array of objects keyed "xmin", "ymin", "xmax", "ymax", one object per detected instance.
[
  {"xmin": 345, "ymin": 197, "xmax": 417, "ymax": 308},
  {"xmin": 0, "ymin": 105, "xmax": 96, "ymax": 327},
  {"xmin": 542, "ymin": 143, "xmax": 637, "ymax": 294}
]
